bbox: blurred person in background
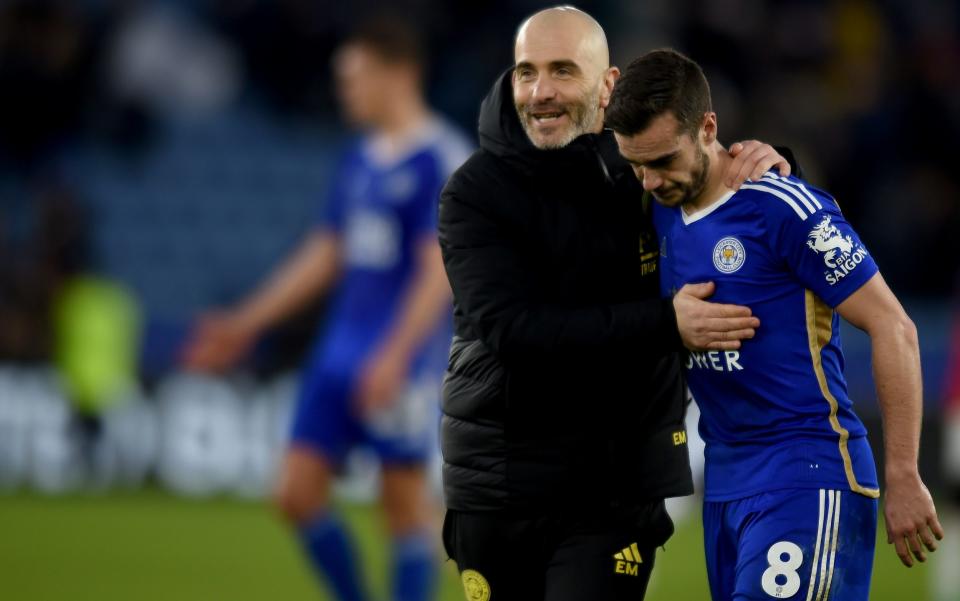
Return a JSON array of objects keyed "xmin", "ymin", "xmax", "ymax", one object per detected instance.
[
  {"xmin": 0, "ymin": 186, "xmax": 87, "ymax": 362},
  {"xmin": 184, "ymin": 19, "xmax": 471, "ymax": 601}
]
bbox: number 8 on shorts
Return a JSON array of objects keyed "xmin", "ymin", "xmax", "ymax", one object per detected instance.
[{"xmin": 761, "ymin": 541, "xmax": 803, "ymax": 598}]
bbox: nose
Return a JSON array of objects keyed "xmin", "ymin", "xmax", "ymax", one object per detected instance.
[
  {"xmin": 531, "ymin": 78, "xmax": 556, "ymax": 103},
  {"xmin": 642, "ymin": 168, "xmax": 662, "ymax": 191}
]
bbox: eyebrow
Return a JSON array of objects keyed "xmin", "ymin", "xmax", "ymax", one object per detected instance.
[
  {"xmin": 514, "ymin": 59, "xmax": 582, "ymax": 74},
  {"xmin": 623, "ymin": 150, "xmax": 680, "ymax": 168}
]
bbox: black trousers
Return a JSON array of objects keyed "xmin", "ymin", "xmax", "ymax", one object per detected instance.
[{"xmin": 442, "ymin": 501, "xmax": 673, "ymax": 601}]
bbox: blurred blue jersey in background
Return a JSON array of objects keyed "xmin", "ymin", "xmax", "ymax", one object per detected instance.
[
  {"xmin": 313, "ymin": 118, "xmax": 470, "ymax": 376},
  {"xmin": 292, "ymin": 117, "xmax": 471, "ymax": 464}
]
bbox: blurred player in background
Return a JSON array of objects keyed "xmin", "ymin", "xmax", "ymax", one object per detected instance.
[
  {"xmin": 184, "ymin": 20, "xmax": 471, "ymax": 601},
  {"xmin": 608, "ymin": 49, "xmax": 943, "ymax": 600}
]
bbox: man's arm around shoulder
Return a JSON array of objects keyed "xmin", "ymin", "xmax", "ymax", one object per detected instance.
[{"xmin": 439, "ymin": 169, "xmax": 758, "ymax": 361}]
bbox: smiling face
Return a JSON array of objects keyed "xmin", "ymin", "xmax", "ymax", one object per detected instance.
[
  {"xmin": 511, "ymin": 8, "xmax": 616, "ymax": 149},
  {"xmin": 614, "ymin": 111, "xmax": 712, "ymax": 208}
]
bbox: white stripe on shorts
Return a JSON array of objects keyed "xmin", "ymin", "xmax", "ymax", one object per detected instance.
[
  {"xmin": 805, "ymin": 489, "xmax": 827, "ymax": 601},
  {"xmin": 822, "ymin": 491, "xmax": 842, "ymax": 601},
  {"xmin": 814, "ymin": 490, "xmax": 836, "ymax": 601}
]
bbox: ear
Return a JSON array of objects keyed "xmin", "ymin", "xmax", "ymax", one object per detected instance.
[
  {"xmin": 599, "ymin": 66, "xmax": 620, "ymax": 109},
  {"xmin": 700, "ymin": 112, "xmax": 718, "ymax": 144}
]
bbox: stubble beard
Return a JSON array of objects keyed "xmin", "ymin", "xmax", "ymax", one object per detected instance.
[
  {"xmin": 516, "ymin": 84, "xmax": 602, "ymax": 150},
  {"xmin": 678, "ymin": 143, "xmax": 711, "ymax": 208}
]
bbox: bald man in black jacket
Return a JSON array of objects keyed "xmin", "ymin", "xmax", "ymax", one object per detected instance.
[{"xmin": 438, "ymin": 7, "xmax": 792, "ymax": 599}]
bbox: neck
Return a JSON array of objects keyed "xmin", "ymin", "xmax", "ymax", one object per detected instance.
[
  {"xmin": 378, "ymin": 93, "xmax": 430, "ymax": 139},
  {"xmin": 589, "ymin": 108, "xmax": 605, "ymax": 134},
  {"xmin": 683, "ymin": 141, "xmax": 732, "ymax": 214}
]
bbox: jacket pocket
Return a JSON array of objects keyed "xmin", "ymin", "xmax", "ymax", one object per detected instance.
[{"xmin": 442, "ymin": 337, "xmax": 508, "ymax": 421}]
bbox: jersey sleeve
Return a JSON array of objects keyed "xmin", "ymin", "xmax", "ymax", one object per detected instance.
[
  {"xmin": 757, "ymin": 174, "xmax": 878, "ymax": 308},
  {"xmin": 316, "ymin": 150, "xmax": 354, "ymax": 232},
  {"xmin": 406, "ymin": 134, "xmax": 474, "ymax": 240},
  {"xmin": 403, "ymin": 157, "xmax": 445, "ymax": 239}
]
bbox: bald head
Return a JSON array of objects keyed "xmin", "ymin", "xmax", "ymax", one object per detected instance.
[
  {"xmin": 511, "ymin": 6, "xmax": 618, "ymax": 149},
  {"xmin": 515, "ymin": 6, "xmax": 609, "ymax": 76}
]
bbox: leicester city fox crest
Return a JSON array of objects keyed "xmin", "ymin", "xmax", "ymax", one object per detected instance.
[
  {"xmin": 806, "ymin": 215, "xmax": 869, "ymax": 285},
  {"xmin": 712, "ymin": 237, "xmax": 746, "ymax": 274}
]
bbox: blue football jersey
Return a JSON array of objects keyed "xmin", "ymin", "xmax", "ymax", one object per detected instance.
[
  {"xmin": 315, "ymin": 117, "xmax": 472, "ymax": 374},
  {"xmin": 653, "ymin": 172, "xmax": 880, "ymax": 501}
]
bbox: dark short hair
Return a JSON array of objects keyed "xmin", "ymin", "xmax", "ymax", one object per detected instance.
[
  {"xmin": 345, "ymin": 18, "xmax": 425, "ymax": 69},
  {"xmin": 605, "ymin": 49, "xmax": 711, "ymax": 137}
]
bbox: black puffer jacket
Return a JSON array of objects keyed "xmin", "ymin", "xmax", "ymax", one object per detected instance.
[{"xmin": 438, "ymin": 70, "xmax": 693, "ymax": 513}]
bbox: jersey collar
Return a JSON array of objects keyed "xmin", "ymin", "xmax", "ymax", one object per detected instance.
[{"xmin": 681, "ymin": 190, "xmax": 736, "ymax": 226}]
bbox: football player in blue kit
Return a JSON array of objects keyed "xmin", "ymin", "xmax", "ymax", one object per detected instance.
[
  {"xmin": 184, "ymin": 21, "xmax": 471, "ymax": 601},
  {"xmin": 606, "ymin": 49, "xmax": 944, "ymax": 600}
]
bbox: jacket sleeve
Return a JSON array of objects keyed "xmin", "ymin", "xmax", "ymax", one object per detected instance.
[{"xmin": 438, "ymin": 176, "xmax": 682, "ymax": 364}]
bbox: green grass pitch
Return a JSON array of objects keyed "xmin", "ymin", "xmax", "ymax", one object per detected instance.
[{"xmin": 0, "ymin": 490, "xmax": 939, "ymax": 600}]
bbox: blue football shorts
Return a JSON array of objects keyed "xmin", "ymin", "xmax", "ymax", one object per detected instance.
[
  {"xmin": 703, "ymin": 487, "xmax": 878, "ymax": 600},
  {"xmin": 289, "ymin": 359, "xmax": 437, "ymax": 467}
]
